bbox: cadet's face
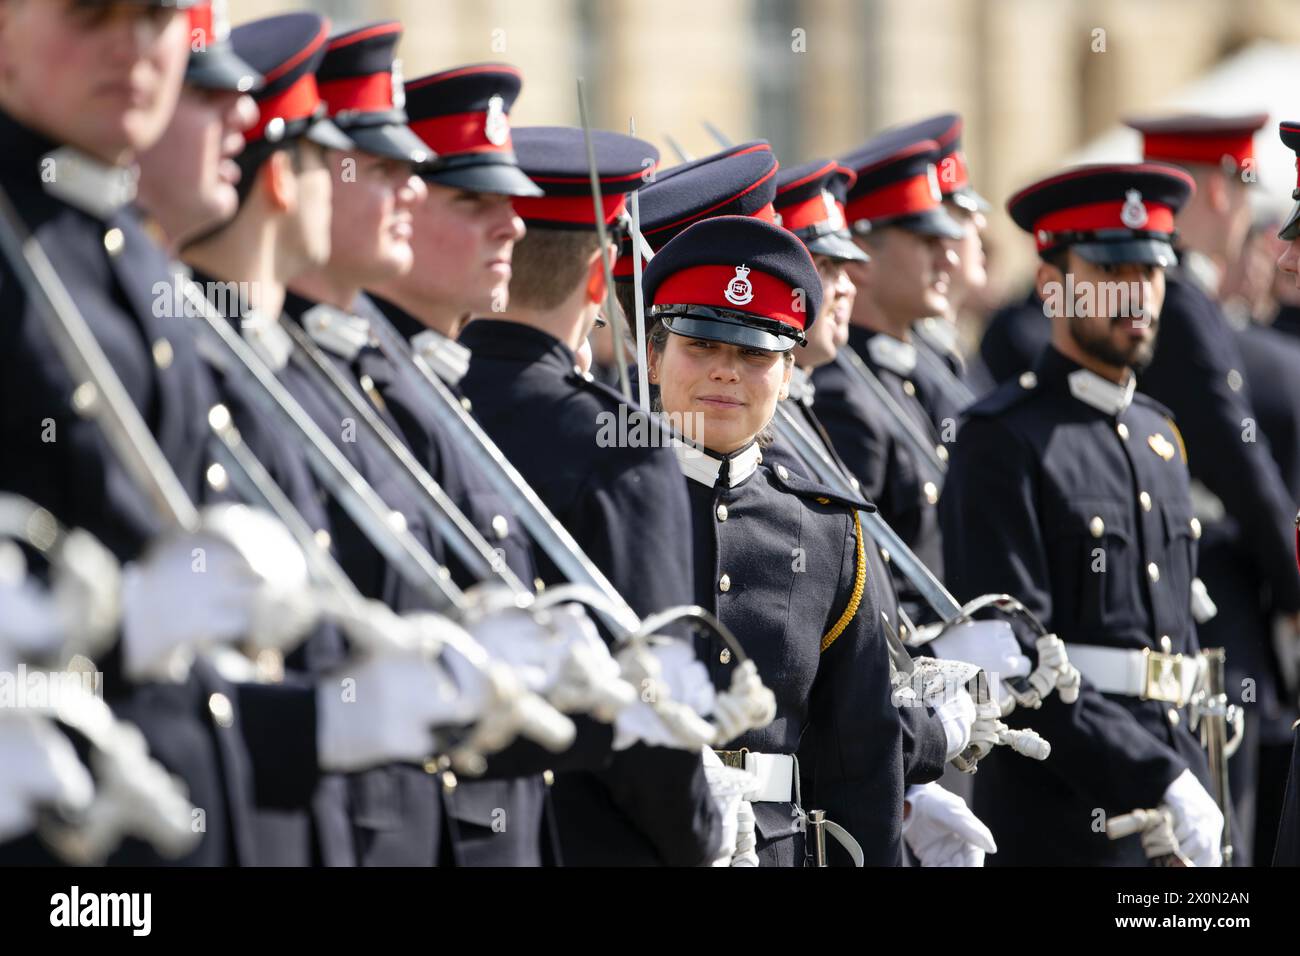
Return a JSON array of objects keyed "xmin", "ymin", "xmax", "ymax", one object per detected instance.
[
  {"xmin": 138, "ymin": 86, "xmax": 258, "ymax": 248},
  {"xmin": 651, "ymin": 334, "xmax": 791, "ymax": 455},
  {"xmin": 293, "ymin": 142, "xmax": 333, "ymax": 269},
  {"xmin": 800, "ymin": 256, "xmax": 854, "ymax": 368},
  {"xmin": 1044, "ymin": 251, "xmax": 1166, "ymax": 372},
  {"xmin": 401, "ymin": 182, "xmax": 525, "ymax": 315},
  {"xmin": 0, "ymin": 0, "xmax": 189, "ymax": 163},
  {"xmin": 866, "ymin": 227, "xmax": 951, "ymax": 321},
  {"xmin": 945, "ymin": 204, "xmax": 988, "ymax": 294},
  {"xmin": 327, "ymin": 151, "xmax": 427, "ymax": 283},
  {"xmin": 1276, "ymin": 235, "xmax": 1300, "ymax": 289}
]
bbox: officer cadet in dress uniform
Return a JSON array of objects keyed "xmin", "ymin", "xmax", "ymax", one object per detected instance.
[
  {"xmin": 369, "ymin": 62, "xmax": 542, "ymax": 389},
  {"xmin": 178, "ymin": 11, "xmax": 474, "ymax": 868},
  {"xmin": 1279, "ymin": 725, "xmax": 1300, "ymax": 864},
  {"xmin": 1109, "ymin": 115, "xmax": 1297, "ymax": 866},
  {"xmin": 898, "ymin": 114, "xmax": 991, "ymax": 391},
  {"xmin": 458, "ymin": 126, "xmax": 725, "ymax": 866},
  {"xmin": 942, "ymin": 163, "xmax": 1226, "ymax": 866},
  {"xmin": 810, "ymin": 133, "xmax": 961, "ymax": 622},
  {"xmin": 639, "ymin": 214, "xmax": 909, "ymax": 866},
  {"xmin": 283, "ymin": 22, "xmax": 570, "ymax": 869},
  {"xmin": 0, "ymin": 0, "xmax": 335, "ymax": 867}
]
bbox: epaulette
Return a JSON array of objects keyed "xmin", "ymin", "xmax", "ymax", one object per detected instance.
[
  {"xmin": 1131, "ymin": 389, "xmax": 1176, "ymax": 420},
  {"xmin": 766, "ymin": 460, "xmax": 875, "ymax": 514},
  {"xmin": 964, "ymin": 370, "xmax": 1041, "ymax": 417}
]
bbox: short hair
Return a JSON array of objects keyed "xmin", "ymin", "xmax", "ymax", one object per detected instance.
[{"xmin": 508, "ymin": 228, "xmax": 602, "ymax": 310}]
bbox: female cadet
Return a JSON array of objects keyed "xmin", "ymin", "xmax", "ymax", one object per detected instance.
[{"xmin": 643, "ymin": 215, "xmax": 904, "ymax": 866}]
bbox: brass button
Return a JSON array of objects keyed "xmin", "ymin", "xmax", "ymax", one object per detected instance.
[
  {"xmin": 880, "ymin": 548, "xmax": 891, "ymax": 563},
  {"xmin": 71, "ymin": 381, "xmax": 98, "ymax": 414},
  {"xmin": 1089, "ymin": 516, "xmax": 1104, "ymax": 538},
  {"xmin": 776, "ymin": 464, "xmax": 789, "ymax": 481},
  {"xmin": 103, "ymin": 228, "xmax": 125, "ymax": 256},
  {"xmin": 359, "ymin": 374, "xmax": 375, "ymax": 393},
  {"xmin": 1147, "ymin": 562, "xmax": 1160, "ymax": 583},
  {"xmin": 423, "ymin": 758, "xmax": 439, "ymax": 775},
  {"xmin": 719, "ymin": 573, "xmax": 731, "ymax": 593},
  {"xmin": 1159, "ymin": 635, "xmax": 1172, "ymax": 654},
  {"xmin": 152, "ymin": 338, "xmax": 174, "ymax": 370},
  {"xmin": 903, "ymin": 380, "xmax": 916, "ymax": 397},
  {"xmin": 1190, "ymin": 517, "xmax": 1202, "ymax": 539},
  {"xmin": 491, "ymin": 514, "xmax": 509, "ymax": 540},
  {"xmin": 1139, "ymin": 491, "xmax": 1152, "ymax": 512},
  {"xmin": 388, "ymin": 510, "xmax": 407, "ymax": 533},
  {"xmin": 719, "ymin": 648, "xmax": 732, "ymax": 665},
  {"xmin": 208, "ymin": 692, "xmax": 234, "ymax": 728},
  {"xmin": 716, "ymin": 504, "xmax": 729, "ymax": 522},
  {"xmin": 460, "ymin": 396, "xmax": 473, "ymax": 412},
  {"xmin": 314, "ymin": 528, "xmax": 332, "ymax": 550},
  {"xmin": 936, "ymin": 445, "xmax": 949, "ymax": 463},
  {"xmin": 1167, "ymin": 708, "xmax": 1181, "ymax": 726},
  {"xmin": 1227, "ymin": 369, "xmax": 1243, "ymax": 392},
  {"xmin": 441, "ymin": 771, "xmax": 458, "ymax": 791},
  {"xmin": 923, "ymin": 481, "xmax": 939, "ymax": 505},
  {"xmin": 542, "ymin": 770, "xmax": 555, "ymax": 786},
  {"xmin": 534, "ymin": 577, "xmax": 546, "ymax": 593},
  {"xmin": 205, "ymin": 463, "xmax": 228, "ymax": 492},
  {"xmin": 1019, "ymin": 371, "xmax": 1038, "ymax": 390},
  {"xmin": 1117, "ymin": 423, "xmax": 1130, "ymax": 440}
]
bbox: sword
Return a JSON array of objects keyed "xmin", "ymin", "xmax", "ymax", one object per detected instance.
[
  {"xmin": 663, "ymin": 133, "xmax": 693, "ymax": 164},
  {"xmin": 835, "ymin": 347, "xmax": 948, "ymax": 484},
  {"xmin": 576, "ymin": 77, "xmax": 634, "ymax": 403},
  {"xmin": 1192, "ymin": 647, "xmax": 1236, "ymax": 866},
  {"xmin": 629, "ymin": 115, "xmax": 651, "ymax": 411}
]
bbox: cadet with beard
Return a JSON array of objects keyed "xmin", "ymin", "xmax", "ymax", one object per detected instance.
[{"xmin": 941, "ymin": 164, "xmax": 1225, "ymax": 866}]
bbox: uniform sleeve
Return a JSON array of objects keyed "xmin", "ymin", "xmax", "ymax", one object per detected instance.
[
  {"xmin": 1141, "ymin": 288, "xmax": 1300, "ymax": 611},
  {"xmin": 900, "ymin": 705, "xmax": 949, "ymax": 785},
  {"xmin": 940, "ymin": 415, "xmax": 1188, "ymax": 811},
  {"xmin": 806, "ymin": 512, "xmax": 905, "ymax": 866}
]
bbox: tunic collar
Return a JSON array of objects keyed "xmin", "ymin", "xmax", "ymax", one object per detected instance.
[
  {"xmin": 673, "ymin": 439, "xmax": 762, "ymax": 489},
  {"xmin": 865, "ymin": 331, "xmax": 917, "ymax": 376}
]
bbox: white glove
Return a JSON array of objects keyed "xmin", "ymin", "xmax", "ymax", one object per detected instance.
[
  {"xmin": 903, "ymin": 782, "xmax": 996, "ymax": 867},
  {"xmin": 0, "ymin": 713, "xmax": 94, "ymax": 844},
  {"xmin": 701, "ymin": 747, "xmax": 758, "ymax": 866},
  {"xmin": 468, "ymin": 602, "xmax": 635, "ymax": 721},
  {"xmin": 710, "ymin": 659, "xmax": 777, "ymax": 744},
  {"xmin": 316, "ymin": 650, "xmax": 464, "ymax": 772},
  {"xmin": 121, "ymin": 505, "xmax": 319, "ymax": 682},
  {"xmin": 1024, "ymin": 633, "xmax": 1081, "ymax": 708},
  {"xmin": 1161, "ymin": 768, "xmax": 1223, "ymax": 867},
  {"xmin": 613, "ymin": 639, "xmax": 716, "ymax": 751},
  {"xmin": 931, "ymin": 685, "xmax": 977, "ymax": 761},
  {"xmin": 930, "ymin": 620, "xmax": 1031, "ymax": 686}
]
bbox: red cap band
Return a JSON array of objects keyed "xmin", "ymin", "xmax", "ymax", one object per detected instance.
[
  {"xmin": 190, "ymin": 3, "xmax": 214, "ymax": 44},
  {"xmin": 512, "ymin": 192, "xmax": 626, "ymax": 226},
  {"xmin": 1033, "ymin": 200, "xmax": 1175, "ymax": 250},
  {"xmin": 410, "ymin": 110, "xmax": 511, "ymax": 156},
  {"xmin": 844, "ymin": 169, "xmax": 940, "ymax": 224},
  {"xmin": 248, "ymin": 73, "xmax": 322, "ymax": 143},
  {"xmin": 937, "ymin": 151, "xmax": 970, "ymax": 195},
  {"xmin": 1143, "ymin": 132, "xmax": 1255, "ymax": 170},
  {"xmin": 318, "ymin": 72, "xmax": 393, "ymax": 116},
  {"xmin": 653, "ymin": 264, "xmax": 808, "ymax": 331},
  {"xmin": 778, "ymin": 192, "xmax": 842, "ymax": 232}
]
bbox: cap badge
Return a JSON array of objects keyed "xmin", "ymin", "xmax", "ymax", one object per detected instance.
[
  {"xmin": 723, "ymin": 264, "xmax": 754, "ymax": 306},
  {"xmin": 1121, "ymin": 189, "xmax": 1148, "ymax": 229},
  {"xmin": 822, "ymin": 189, "xmax": 845, "ymax": 230},
  {"xmin": 485, "ymin": 94, "xmax": 510, "ymax": 147},
  {"xmin": 391, "ymin": 58, "xmax": 406, "ymax": 112},
  {"xmin": 926, "ymin": 164, "xmax": 942, "ymax": 203}
]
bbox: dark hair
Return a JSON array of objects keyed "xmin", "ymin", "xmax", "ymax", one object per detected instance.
[{"xmin": 508, "ymin": 228, "xmax": 602, "ymax": 310}]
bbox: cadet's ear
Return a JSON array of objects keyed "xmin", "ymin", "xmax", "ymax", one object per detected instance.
[
  {"xmin": 582, "ymin": 241, "xmax": 615, "ymax": 304},
  {"xmin": 262, "ymin": 149, "xmax": 296, "ymax": 213},
  {"xmin": 777, "ymin": 351, "xmax": 793, "ymax": 400},
  {"xmin": 1035, "ymin": 258, "xmax": 1063, "ymax": 303},
  {"xmin": 1206, "ymin": 169, "xmax": 1230, "ymax": 214}
]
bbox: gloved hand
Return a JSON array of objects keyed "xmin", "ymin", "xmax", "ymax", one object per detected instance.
[
  {"xmin": 316, "ymin": 650, "xmax": 464, "ymax": 772},
  {"xmin": 613, "ymin": 639, "xmax": 716, "ymax": 751},
  {"xmin": 121, "ymin": 505, "xmax": 319, "ymax": 682},
  {"xmin": 1161, "ymin": 768, "xmax": 1224, "ymax": 867},
  {"xmin": 701, "ymin": 747, "xmax": 759, "ymax": 867},
  {"xmin": 903, "ymin": 782, "xmax": 997, "ymax": 867},
  {"xmin": 0, "ymin": 713, "xmax": 94, "ymax": 844},
  {"xmin": 930, "ymin": 619, "xmax": 1031, "ymax": 686},
  {"xmin": 1024, "ymin": 633, "xmax": 1081, "ymax": 708},
  {"xmin": 710, "ymin": 659, "xmax": 777, "ymax": 744},
  {"xmin": 467, "ymin": 601, "xmax": 635, "ymax": 721},
  {"xmin": 931, "ymin": 685, "xmax": 977, "ymax": 761}
]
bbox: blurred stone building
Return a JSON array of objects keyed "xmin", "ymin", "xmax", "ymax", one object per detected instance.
[{"xmin": 229, "ymin": 0, "xmax": 1300, "ymax": 289}]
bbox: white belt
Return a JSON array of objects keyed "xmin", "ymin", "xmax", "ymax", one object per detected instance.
[
  {"xmin": 713, "ymin": 751, "xmax": 795, "ymax": 803},
  {"xmin": 1067, "ymin": 644, "xmax": 1205, "ymax": 706}
]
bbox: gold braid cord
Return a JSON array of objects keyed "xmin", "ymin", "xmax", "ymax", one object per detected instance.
[{"xmin": 821, "ymin": 508, "xmax": 866, "ymax": 653}]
